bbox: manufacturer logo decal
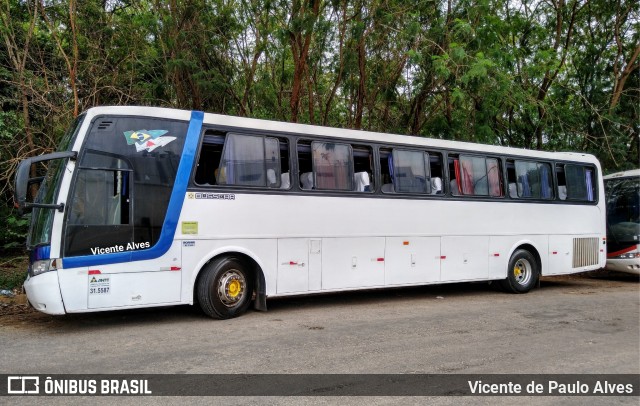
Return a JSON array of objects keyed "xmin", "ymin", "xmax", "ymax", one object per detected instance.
[
  {"xmin": 123, "ymin": 129, "xmax": 176, "ymax": 152},
  {"xmin": 188, "ymin": 192, "xmax": 235, "ymax": 200}
]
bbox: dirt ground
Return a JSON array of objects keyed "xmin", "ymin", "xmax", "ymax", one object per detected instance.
[{"xmin": 0, "ymin": 268, "xmax": 637, "ymax": 405}]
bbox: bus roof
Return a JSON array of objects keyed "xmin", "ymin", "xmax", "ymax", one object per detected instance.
[
  {"xmin": 603, "ymin": 169, "xmax": 640, "ymax": 180},
  {"xmin": 83, "ymin": 106, "xmax": 601, "ymax": 166}
]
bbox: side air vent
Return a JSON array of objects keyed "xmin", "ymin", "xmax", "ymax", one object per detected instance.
[
  {"xmin": 97, "ymin": 121, "xmax": 113, "ymax": 130},
  {"xmin": 572, "ymin": 237, "xmax": 598, "ymax": 268}
]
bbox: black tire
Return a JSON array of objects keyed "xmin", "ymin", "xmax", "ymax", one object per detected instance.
[
  {"xmin": 197, "ymin": 257, "xmax": 253, "ymax": 319},
  {"xmin": 500, "ymin": 249, "xmax": 539, "ymax": 293}
]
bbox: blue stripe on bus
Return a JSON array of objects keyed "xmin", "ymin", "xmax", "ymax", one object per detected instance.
[
  {"xmin": 32, "ymin": 245, "xmax": 51, "ymax": 262},
  {"xmin": 63, "ymin": 110, "xmax": 204, "ymax": 268}
]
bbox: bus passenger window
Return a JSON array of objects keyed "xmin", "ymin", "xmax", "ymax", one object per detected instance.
[
  {"xmin": 202, "ymin": 133, "xmax": 286, "ymax": 188},
  {"xmin": 558, "ymin": 164, "xmax": 596, "ymax": 201},
  {"xmin": 353, "ymin": 145, "xmax": 374, "ymax": 192},
  {"xmin": 448, "ymin": 155, "xmax": 502, "ymax": 197},
  {"xmin": 195, "ymin": 132, "xmax": 225, "ymax": 186},
  {"xmin": 514, "ymin": 160, "xmax": 553, "ymax": 199},
  {"xmin": 380, "ymin": 148, "xmax": 393, "ymax": 193},
  {"xmin": 297, "ymin": 141, "xmax": 313, "ymax": 189},
  {"xmin": 556, "ymin": 164, "xmax": 567, "ymax": 200},
  {"xmin": 277, "ymin": 138, "xmax": 291, "ymax": 189},
  {"xmin": 506, "ymin": 160, "xmax": 517, "ymax": 198},
  {"xmin": 428, "ymin": 152, "xmax": 444, "ymax": 195},
  {"xmin": 392, "ymin": 149, "xmax": 430, "ymax": 194},
  {"xmin": 311, "ymin": 141, "xmax": 353, "ymax": 191}
]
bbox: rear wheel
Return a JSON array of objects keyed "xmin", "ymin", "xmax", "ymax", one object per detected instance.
[
  {"xmin": 500, "ymin": 249, "xmax": 539, "ymax": 293},
  {"xmin": 197, "ymin": 257, "xmax": 253, "ymax": 319}
]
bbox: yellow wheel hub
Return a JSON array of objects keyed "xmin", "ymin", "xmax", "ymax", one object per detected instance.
[
  {"xmin": 228, "ymin": 279, "xmax": 241, "ymax": 297},
  {"xmin": 514, "ymin": 266, "xmax": 522, "ymax": 277}
]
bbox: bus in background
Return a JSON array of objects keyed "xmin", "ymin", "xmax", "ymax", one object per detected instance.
[
  {"xmin": 604, "ymin": 169, "xmax": 640, "ymax": 275},
  {"xmin": 14, "ymin": 107, "xmax": 607, "ymax": 319}
]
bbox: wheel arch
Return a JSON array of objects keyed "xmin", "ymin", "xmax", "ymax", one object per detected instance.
[
  {"xmin": 500, "ymin": 241, "xmax": 543, "ymax": 293},
  {"xmin": 191, "ymin": 246, "xmax": 267, "ymax": 311},
  {"xmin": 513, "ymin": 243, "xmax": 542, "ymax": 275},
  {"xmin": 506, "ymin": 240, "xmax": 544, "ymax": 277}
]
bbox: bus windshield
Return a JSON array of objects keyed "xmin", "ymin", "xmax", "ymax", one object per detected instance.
[
  {"xmin": 605, "ymin": 177, "xmax": 640, "ymax": 248},
  {"xmin": 28, "ymin": 114, "xmax": 85, "ymax": 248}
]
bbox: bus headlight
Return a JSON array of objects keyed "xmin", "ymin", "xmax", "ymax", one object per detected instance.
[
  {"xmin": 614, "ymin": 252, "xmax": 640, "ymax": 259},
  {"xmin": 30, "ymin": 259, "xmax": 59, "ymax": 277}
]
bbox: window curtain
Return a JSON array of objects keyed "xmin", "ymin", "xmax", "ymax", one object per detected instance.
[
  {"xmin": 540, "ymin": 164, "xmax": 551, "ymax": 199},
  {"xmin": 453, "ymin": 159, "xmax": 462, "ymax": 194},
  {"xmin": 312, "ymin": 142, "xmax": 351, "ymax": 190},
  {"xmin": 460, "ymin": 158, "xmax": 475, "ymax": 195},
  {"xmin": 393, "ymin": 150, "xmax": 429, "ymax": 193},
  {"xmin": 519, "ymin": 174, "xmax": 532, "ymax": 197},
  {"xmin": 219, "ymin": 134, "xmax": 265, "ymax": 186},
  {"xmin": 586, "ymin": 169, "xmax": 594, "ymax": 201},
  {"xmin": 486, "ymin": 159, "xmax": 502, "ymax": 197}
]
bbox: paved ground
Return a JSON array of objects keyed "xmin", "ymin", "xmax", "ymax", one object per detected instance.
[{"xmin": 0, "ymin": 270, "xmax": 638, "ymax": 405}]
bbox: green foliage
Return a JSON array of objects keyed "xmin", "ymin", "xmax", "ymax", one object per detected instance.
[
  {"xmin": 0, "ymin": 0, "xmax": 637, "ymax": 222},
  {"xmin": 0, "ymin": 256, "xmax": 27, "ymax": 290},
  {"xmin": 0, "ymin": 110, "xmax": 21, "ymax": 141},
  {"xmin": 0, "ymin": 207, "xmax": 28, "ymax": 252}
]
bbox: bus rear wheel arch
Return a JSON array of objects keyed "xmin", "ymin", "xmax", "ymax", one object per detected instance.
[
  {"xmin": 500, "ymin": 248, "xmax": 540, "ymax": 293},
  {"xmin": 197, "ymin": 256, "xmax": 255, "ymax": 319}
]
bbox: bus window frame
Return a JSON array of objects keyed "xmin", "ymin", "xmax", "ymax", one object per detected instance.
[
  {"xmin": 508, "ymin": 158, "xmax": 555, "ymax": 201},
  {"xmin": 449, "ymin": 152, "xmax": 505, "ymax": 198},
  {"xmin": 193, "ymin": 127, "xmax": 293, "ymax": 191},
  {"xmin": 187, "ymin": 124, "xmax": 600, "ymax": 206},
  {"xmin": 555, "ymin": 161, "xmax": 599, "ymax": 205}
]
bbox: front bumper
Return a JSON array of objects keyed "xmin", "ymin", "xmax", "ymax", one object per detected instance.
[
  {"xmin": 605, "ymin": 259, "xmax": 640, "ymax": 275},
  {"xmin": 23, "ymin": 271, "xmax": 66, "ymax": 315}
]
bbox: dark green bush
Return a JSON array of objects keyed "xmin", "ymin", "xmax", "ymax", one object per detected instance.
[{"xmin": 0, "ymin": 206, "xmax": 28, "ymax": 253}]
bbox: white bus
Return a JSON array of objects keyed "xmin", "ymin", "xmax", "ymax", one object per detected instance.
[
  {"xmin": 604, "ymin": 169, "xmax": 640, "ymax": 274},
  {"xmin": 15, "ymin": 106, "xmax": 606, "ymax": 319}
]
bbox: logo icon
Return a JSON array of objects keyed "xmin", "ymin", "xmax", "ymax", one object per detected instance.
[
  {"xmin": 123, "ymin": 129, "xmax": 176, "ymax": 152},
  {"xmin": 7, "ymin": 376, "xmax": 40, "ymax": 394}
]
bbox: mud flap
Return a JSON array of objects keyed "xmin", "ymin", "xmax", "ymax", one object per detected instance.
[{"xmin": 253, "ymin": 266, "xmax": 267, "ymax": 312}]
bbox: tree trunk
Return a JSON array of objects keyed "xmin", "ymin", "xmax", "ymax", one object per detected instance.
[{"xmin": 289, "ymin": 0, "xmax": 320, "ymax": 123}]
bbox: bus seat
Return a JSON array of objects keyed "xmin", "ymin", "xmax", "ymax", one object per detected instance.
[
  {"xmin": 558, "ymin": 185, "xmax": 567, "ymax": 200},
  {"xmin": 354, "ymin": 171, "xmax": 370, "ymax": 192},
  {"xmin": 450, "ymin": 180, "xmax": 459, "ymax": 195},
  {"xmin": 215, "ymin": 167, "xmax": 227, "ymax": 184},
  {"xmin": 280, "ymin": 172, "xmax": 290, "ymax": 189},
  {"xmin": 381, "ymin": 183, "xmax": 394, "ymax": 193},
  {"xmin": 300, "ymin": 172, "xmax": 314, "ymax": 190},
  {"xmin": 509, "ymin": 183, "xmax": 517, "ymax": 198},
  {"xmin": 267, "ymin": 169, "xmax": 277, "ymax": 186},
  {"xmin": 414, "ymin": 176, "xmax": 427, "ymax": 193},
  {"xmin": 431, "ymin": 177, "xmax": 442, "ymax": 194},
  {"xmin": 109, "ymin": 194, "xmax": 121, "ymax": 225}
]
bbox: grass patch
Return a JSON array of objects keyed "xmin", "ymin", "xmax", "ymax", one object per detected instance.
[{"xmin": 0, "ymin": 256, "xmax": 28, "ymax": 290}]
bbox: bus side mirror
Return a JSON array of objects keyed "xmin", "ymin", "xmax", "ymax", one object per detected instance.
[{"xmin": 14, "ymin": 151, "xmax": 77, "ymax": 215}]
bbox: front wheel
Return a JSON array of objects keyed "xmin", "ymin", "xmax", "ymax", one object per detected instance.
[
  {"xmin": 197, "ymin": 257, "xmax": 253, "ymax": 319},
  {"xmin": 500, "ymin": 249, "xmax": 539, "ymax": 293}
]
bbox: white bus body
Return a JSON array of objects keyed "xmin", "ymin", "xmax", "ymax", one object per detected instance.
[
  {"xmin": 604, "ymin": 169, "xmax": 640, "ymax": 275},
  {"xmin": 16, "ymin": 106, "xmax": 607, "ymax": 318}
]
